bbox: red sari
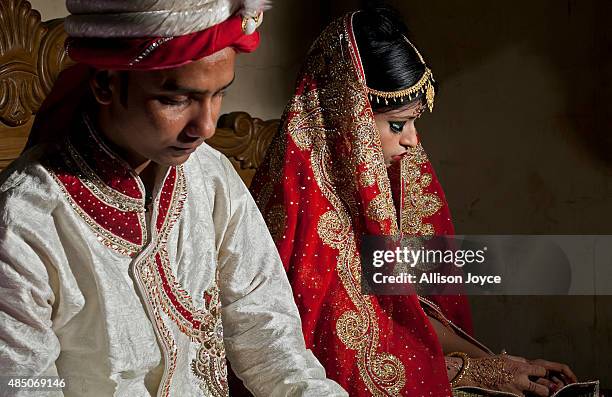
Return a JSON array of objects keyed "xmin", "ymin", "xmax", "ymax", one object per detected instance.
[{"xmin": 250, "ymin": 13, "xmax": 472, "ymax": 396}]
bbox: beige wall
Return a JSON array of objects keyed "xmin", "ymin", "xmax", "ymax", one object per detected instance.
[
  {"xmin": 29, "ymin": 0, "xmax": 67, "ymax": 20},
  {"xmin": 225, "ymin": 1, "xmax": 323, "ymax": 120}
]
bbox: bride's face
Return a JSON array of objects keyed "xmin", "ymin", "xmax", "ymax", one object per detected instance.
[{"xmin": 373, "ymin": 100, "xmax": 425, "ymax": 167}]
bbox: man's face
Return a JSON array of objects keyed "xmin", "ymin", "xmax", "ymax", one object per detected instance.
[{"xmin": 97, "ymin": 47, "xmax": 236, "ymax": 167}]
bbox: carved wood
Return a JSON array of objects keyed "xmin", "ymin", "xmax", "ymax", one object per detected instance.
[
  {"xmin": 0, "ymin": 0, "xmax": 71, "ymax": 169},
  {"xmin": 209, "ymin": 111, "xmax": 279, "ymax": 185},
  {"xmin": 0, "ymin": 0, "xmax": 280, "ymax": 187}
]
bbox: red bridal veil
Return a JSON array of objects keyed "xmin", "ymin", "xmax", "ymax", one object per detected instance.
[{"xmin": 250, "ymin": 13, "xmax": 473, "ymax": 397}]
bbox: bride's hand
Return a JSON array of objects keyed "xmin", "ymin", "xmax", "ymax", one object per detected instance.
[
  {"xmin": 455, "ymin": 354, "xmax": 550, "ymax": 396},
  {"xmin": 526, "ymin": 358, "xmax": 577, "ymax": 391}
]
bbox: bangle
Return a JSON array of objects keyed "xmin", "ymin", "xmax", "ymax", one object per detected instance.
[{"xmin": 448, "ymin": 352, "xmax": 470, "ymax": 387}]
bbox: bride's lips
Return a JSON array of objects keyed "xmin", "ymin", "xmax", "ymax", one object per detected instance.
[{"xmin": 391, "ymin": 152, "xmax": 408, "ymax": 162}]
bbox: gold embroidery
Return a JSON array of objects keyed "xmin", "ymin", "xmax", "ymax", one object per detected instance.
[
  {"xmin": 399, "ymin": 145, "xmax": 442, "ymax": 236},
  {"xmin": 191, "ymin": 282, "xmax": 229, "ymax": 397},
  {"xmin": 288, "ymin": 89, "xmax": 327, "ymax": 151},
  {"xmin": 317, "ymin": 210, "xmax": 350, "ymax": 249},
  {"xmin": 305, "ymin": 17, "xmax": 405, "ymax": 396},
  {"xmin": 134, "ymin": 167, "xmax": 228, "ymax": 396},
  {"xmin": 65, "ymin": 138, "xmax": 145, "ymax": 213},
  {"xmin": 136, "ymin": 255, "xmax": 178, "ymax": 397},
  {"xmin": 371, "ymin": 353, "xmax": 407, "ymax": 395},
  {"xmin": 266, "ymin": 204, "xmax": 288, "ymax": 241},
  {"xmin": 336, "ymin": 310, "xmax": 367, "ymax": 350},
  {"xmin": 48, "ymin": 151, "xmax": 144, "ymax": 257},
  {"xmin": 367, "ymin": 192, "xmax": 395, "ymax": 223}
]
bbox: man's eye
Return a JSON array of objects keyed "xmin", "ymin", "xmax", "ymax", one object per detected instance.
[
  {"xmin": 389, "ymin": 121, "xmax": 406, "ymax": 134},
  {"xmin": 158, "ymin": 96, "xmax": 190, "ymax": 106}
]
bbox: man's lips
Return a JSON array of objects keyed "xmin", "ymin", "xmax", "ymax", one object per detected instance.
[
  {"xmin": 170, "ymin": 145, "xmax": 199, "ymax": 153},
  {"xmin": 171, "ymin": 140, "xmax": 204, "ymax": 151}
]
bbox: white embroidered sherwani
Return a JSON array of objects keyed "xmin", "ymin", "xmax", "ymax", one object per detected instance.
[{"xmin": 0, "ymin": 116, "xmax": 347, "ymax": 397}]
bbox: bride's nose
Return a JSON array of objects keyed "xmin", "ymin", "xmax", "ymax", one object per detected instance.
[{"xmin": 400, "ymin": 125, "xmax": 418, "ymax": 148}]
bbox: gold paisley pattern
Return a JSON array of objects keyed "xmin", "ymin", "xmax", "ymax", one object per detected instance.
[
  {"xmin": 399, "ymin": 144, "xmax": 442, "ymax": 236},
  {"xmin": 317, "ymin": 210, "xmax": 351, "ymax": 249},
  {"xmin": 288, "ymin": 89, "xmax": 327, "ymax": 151},
  {"xmin": 191, "ymin": 281, "xmax": 229, "ymax": 397},
  {"xmin": 307, "ymin": 17, "xmax": 405, "ymax": 396},
  {"xmin": 336, "ymin": 310, "xmax": 368, "ymax": 350}
]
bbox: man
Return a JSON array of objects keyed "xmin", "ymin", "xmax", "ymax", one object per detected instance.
[{"xmin": 0, "ymin": 1, "xmax": 347, "ymax": 396}]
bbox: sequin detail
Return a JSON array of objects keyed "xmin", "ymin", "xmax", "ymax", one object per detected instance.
[
  {"xmin": 265, "ymin": 204, "xmax": 288, "ymax": 241},
  {"xmin": 191, "ymin": 281, "xmax": 228, "ymax": 397},
  {"xmin": 129, "ymin": 37, "xmax": 174, "ymax": 66},
  {"xmin": 45, "ymin": 120, "xmax": 146, "ymax": 257},
  {"xmin": 310, "ymin": 18, "xmax": 405, "ymax": 396},
  {"xmin": 399, "ymin": 145, "xmax": 442, "ymax": 236},
  {"xmin": 133, "ymin": 167, "xmax": 228, "ymax": 396}
]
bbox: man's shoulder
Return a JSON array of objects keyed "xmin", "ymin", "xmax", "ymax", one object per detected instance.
[
  {"xmin": 191, "ymin": 143, "xmax": 224, "ymax": 164},
  {"xmin": 0, "ymin": 145, "xmax": 61, "ymax": 214},
  {"xmin": 188, "ymin": 143, "xmax": 235, "ymax": 176}
]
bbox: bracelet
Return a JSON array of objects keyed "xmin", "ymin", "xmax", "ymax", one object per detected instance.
[{"xmin": 448, "ymin": 352, "xmax": 470, "ymax": 387}]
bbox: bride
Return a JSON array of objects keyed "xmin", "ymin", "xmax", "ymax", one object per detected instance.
[{"xmin": 250, "ymin": 5, "xmax": 583, "ymax": 396}]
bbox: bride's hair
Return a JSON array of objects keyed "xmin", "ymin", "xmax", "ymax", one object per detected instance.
[{"xmin": 353, "ymin": 4, "xmax": 435, "ymax": 112}]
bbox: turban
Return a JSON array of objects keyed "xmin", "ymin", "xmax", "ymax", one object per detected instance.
[{"xmin": 64, "ymin": 0, "xmax": 270, "ymax": 70}]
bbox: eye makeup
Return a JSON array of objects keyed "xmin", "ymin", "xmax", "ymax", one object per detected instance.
[{"xmin": 389, "ymin": 121, "xmax": 407, "ymax": 133}]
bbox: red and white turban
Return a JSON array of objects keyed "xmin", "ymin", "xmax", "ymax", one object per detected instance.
[{"xmin": 64, "ymin": 0, "xmax": 270, "ymax": 70}]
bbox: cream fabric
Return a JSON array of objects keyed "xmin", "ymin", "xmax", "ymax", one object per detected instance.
[
  {"xmin": 65, "ymin": 0, "xmax": 237, "ymax": 38},
  {"xmin": 0, "ymin": 141, "xmax": 347, "ymax": 397}
]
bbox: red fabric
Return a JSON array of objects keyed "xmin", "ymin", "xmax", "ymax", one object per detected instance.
[
  {"xmin": 387, "ymin": 154, "xmax": 474, "ymax": 335},
  {"xmin": 67, "ymin": 15, "xmax": 260, "ymax": 71},
  {"xmin": 249, "ymin": 14, "xmax": 470, "ymax": 397}
]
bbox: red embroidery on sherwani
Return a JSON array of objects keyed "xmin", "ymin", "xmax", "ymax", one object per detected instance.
[
  {"xmin": 56, "ymin": 170, "xmax": 143, "ymax": 245},
  {"xmin": 46, "ymin": 116, "xmax": 146, "ymax": 257},
  {"xmin": 133, "ymin": 166, "xmax": 229, "ymax": 397},
  {"xmin": 154, "ymin": 253, "xmax": 202, "ymax": 330},
  {"xmin": 156, "ymin": 167, "xmax": 176, "ymax": 232}
]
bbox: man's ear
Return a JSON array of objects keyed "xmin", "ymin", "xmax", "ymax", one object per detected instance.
[{"xmin": 89, "ymin": 70, "xmax": 117, "ymax": 105}]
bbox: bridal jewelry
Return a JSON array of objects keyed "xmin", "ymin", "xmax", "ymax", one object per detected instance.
[
  {"xmin": 464, "ymin": 356, "xmax": 516, "ymax": 389},
  {"xmin": 366, "ymin": 37, "xmax": 435, "ymax": 112}
]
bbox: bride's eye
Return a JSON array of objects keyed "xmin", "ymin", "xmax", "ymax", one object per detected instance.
[{"xmin": 389, "ymin": 121, "xmax": 406, "ymax": 134}]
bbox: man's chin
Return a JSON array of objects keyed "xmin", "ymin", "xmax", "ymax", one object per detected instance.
[{"xmin": 157, "ymin": 152, "xmax": 193, "ymax": 167}]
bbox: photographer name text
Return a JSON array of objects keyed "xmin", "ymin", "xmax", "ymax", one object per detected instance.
[{"xmin": 372, "ymin": 272, "xmax": 501, "ymax": 286}]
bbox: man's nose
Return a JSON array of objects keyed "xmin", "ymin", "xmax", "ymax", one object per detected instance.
[
  {"xmin": 185, "ymin": 100, "xmax": 216, "ymax": 140},
  {"xmin": 400, "ymin": 126, "xmax": 419, "ymax": 148}
]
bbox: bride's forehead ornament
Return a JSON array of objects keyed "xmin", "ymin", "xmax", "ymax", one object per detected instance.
[{"xmin": 366, "ymin": 37, "xmax": 436, "ymax": 112}]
